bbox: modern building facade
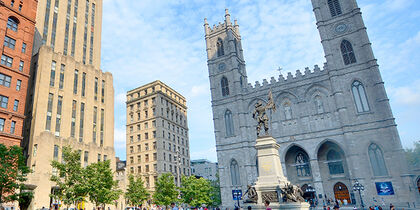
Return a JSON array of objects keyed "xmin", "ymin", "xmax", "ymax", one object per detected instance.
[
  {"xmin": 191, "ymin": 159, "xmax": 218, "ymax": 181},
  {"xmin": 126, "ymin": 80, "xmax": 190, "ymax": 192},
  {"xmin": 0, "ymin": 0, "xmax": 37, "ymax": 147},
  {"xmin": 205, "ymin": 1, "xmax": 418, "ymax": 209},
  {"xmin": 21, "ymin": 0, "xmax": 116, "ymax": 209}
]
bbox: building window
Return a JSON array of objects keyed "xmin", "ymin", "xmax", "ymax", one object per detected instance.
[
  {"xmin": 341, "ymin": 40, "xmax": 356, "ymax": 65},
  {"xmin": 93, "ymin": 106, "xmax": 97, "ymax": 143},
  {"xmin": 89, "ymin": 3, "xmax": 95, "ymax": 64},
  {"xmin": 224, "ymin": 109, "xmax": 234, "ymax": 137},
  {"xmin": 368, "ymin": 144, "xmax": 388, "ymax": 176},
  {"xmin": 217, "ymin": 38, "xmax": 224, "ymax": 57},
  {"xmin": 1, "ymin": 54, "xmax": 13, "ymax": 67},
  {"xmin": 50, "ymin": 0, "xmax": 59, "ymax": 50},
  {"xmin": 221, "ymin": 77, "xmax": 229, "ymax": 96},
  {"xmin": 100, "ymin": 109, "xmax": 104, "ymax": 146},
  {"xmin": 79, "ymin": 102, "xmax": 85, "ymax": 142},
  {"xmin": 84, "ymin": 151, "xmax": 89, "ymax": 167},
  {"xmin": 53, "ymin": 145, "xmax": 59, "ymax": 161},
  {"xmin": 328, "ymin": 0, "xmax": 342, "ymax": 17},
  {"xmin": 4, "ymin": 36, "xmax": 16, "ymax": 49},
  {"xmin": 18, "ymin": 4, "xmax": 22, "ymax": 11},
  {"xmin": 19, "ymin": 61, "xmax": 24, "ymax": 71},
  {"xmin": 13, "ymin": 100, "xmax": 19, "ymax": 112},
  {"xmin": 7, "ymin": 17, "xmax": 18, "ymax": 32},
  {"xmin": 71, "ymin": 100, "xmax": 77, "ymax": 137},
  {"xmin": 81, "ymin": 72, "xmax": 86, "ymax": 96},
  {"xmin": 63, "ymin": 0, "xmax": 72, "ymax": 55},
  {"xmin": 59, "ymin": 64, "xmax": 65, "ymax": 89},
  {"xmin": 101, "ymin": 80, "xmax": 105, "ymax": 103},
  {"xmin": 42, "ymin": 0, "xmax": 51, "ymax": 44},
  {"xmin": 11, "ymin": 0, "xmax": 14, "ymax": 7},
  {"xmin": 0, "ymin": 118, "xmax": 5, "ymax": 131},
  {"xmin": 50, "ymin": 61, "xmax": 56, "ymax": 87},
  {"xmin": 10, "ymin": 121, "xmax": 16, "ymax": 134},
  {"xmin": 73, "ymin": 70, "xmax": 78, "ymax": 94},
  {"xmin": 46, "ymin": 93, "xmax": 53, "ymax": 130},
  {"xmin": 0, "ymin": 95, "xmax": 8, "ymax": 109},
  {"xmin": 230, "ymin": 159, "xmax": 241, "ymax": 186},
  {"xmin": 71, "ymin": 0, "xmax": 78, "ymax": 57},
  {"xmin": 98, "ymin": 154, "xmax": 101, "ymax": 162},
  {"xmin": 0, "ymin": 73, "xmax": 11, "ymax": 87},
  {"xmin": 55, "ymin": 96, "xmax": 63, "ymax": 136},
  {"xmin": 16, "ymin": 79, "xmax": 21, "ymax": 91},
  {"xmin": 22, "ymin": 43, "xmax": 26, "ymax": 53},
  {"xmin": 295, "ymin": 152, "xmax": 311, "ymax": 177},
  {"xmin": 94, "ymin": 77, "xmax": 98, "ymax": 100},
  {"xmin": 327, "ymin": 150, "xmax": 344, "ymax": 175},
  {"xmin": 82, "ymin": 0, "xmax": 89, "ymax": 64},
  {"xmin": 352, "ymin": 80, "xmax": 370, "ymax": 113}
]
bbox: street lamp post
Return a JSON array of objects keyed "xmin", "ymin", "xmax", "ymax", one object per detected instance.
[{"xmin": 352, "ymin": 179, "xmax": 365, "ymax": 210}]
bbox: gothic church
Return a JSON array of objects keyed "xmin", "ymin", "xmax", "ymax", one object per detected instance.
[{"xmin": 204, "ymin": 0, "xmax": 419, "ymax": 208}]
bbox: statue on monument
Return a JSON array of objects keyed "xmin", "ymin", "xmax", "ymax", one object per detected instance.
[
  {"xmin": 281, "ymin": 183, "xmax": 305, "ymax": 203},
  {"xmin": 252, "ymin": 90, "xmax": 276, "ymax": 136},
  {"xmin": 243, "ymin": 185, "xmax": 258, "ymax": 203}
]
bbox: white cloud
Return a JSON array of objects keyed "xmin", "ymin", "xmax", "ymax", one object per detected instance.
[
  {"xmin": 114, "ymin": 127, "xmax": 126, "ymax": 151},
  {"xmin": 388, "ymin": 80, "xmax": 420, "ymax": 106},
  {"xmin": 190, "ymin": 146, "xmax": 217, "ymax": 162}
]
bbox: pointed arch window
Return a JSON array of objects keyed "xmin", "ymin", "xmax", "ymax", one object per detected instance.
[
  {"xmin": 352, "ymin": 81, "xmax": 370, "ymax": 113},
  {"xmin": 314, "ymin": 95, "xmax": 324, "ymax": 114},
  {"xmin": 283, "ymin": 101, "xmax": 292, "ymax": 120},
  {"xmin": 221, "ymin": 77, "xmax": 229, "ymax": 96},
  {"xmin": 328, "ymin": 0, "xmax": 342, "ymax": 17},
  {"xmin": 230, "ymin": 159, "xmax": 241, "ymax": 186},
  {"xmin": 368, "ymin": 144, "xmax": 388, "ymax": 176},
  {"xmin": 327, "ymin": 150, "xmax": 344, "ymax": 175},
  {"xmin": 225, "ymin": 110, "xmax": 234, "ymax": 137},
  {"xmin": 295, "ymin": 152, "xmax": 311, "ymax": 177},
  {"xmin": 7, "ymin": 17, "xmax": 19, "ymax": 32},
  {"xmin": 217, "ymin": 38, "xmax": 224, "ymax": 57},
  {"xmin": 341, "ymin": 40, "xmax": 357, "ymax": 65}
]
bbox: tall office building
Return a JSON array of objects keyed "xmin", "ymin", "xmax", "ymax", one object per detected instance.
[
  {"xmin": 0, "ymin": 0, "xmax": 37, "ymax": 147},
  {"xmin": 21, "ymin": 0, "xmax": 115, "ymax": 209},
  {"xmin": 126, "ymin": 80, "xmax": 191, "ymax": 192}
]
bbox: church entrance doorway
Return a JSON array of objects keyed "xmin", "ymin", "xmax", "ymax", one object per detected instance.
[{"xmin": 333, "ymin": 182, "xmax": 351, "ymax": 204}]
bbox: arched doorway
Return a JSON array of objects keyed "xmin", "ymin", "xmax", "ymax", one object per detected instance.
[
  {"xmin": 333, "ymin": 182, "xmax": 351, "ymax": 204},
  {"xmin": 284, "ymin": 145, "xmax": 313, "ymax": 185}
]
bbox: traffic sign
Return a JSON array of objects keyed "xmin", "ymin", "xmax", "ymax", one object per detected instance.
[{"xmin": 232, "ymin": 189, "xmax": 242, "ymax": 200}]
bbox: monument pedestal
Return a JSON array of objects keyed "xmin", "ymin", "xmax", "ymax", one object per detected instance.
[{"xmin": 249, "ymin": 136, "xmax": 309, "ymax": 210}]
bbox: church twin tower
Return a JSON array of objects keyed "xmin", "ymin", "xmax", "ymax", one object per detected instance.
[{"xmin": 205, "ymin": 0, "xmax": 418, "ymax": 208}]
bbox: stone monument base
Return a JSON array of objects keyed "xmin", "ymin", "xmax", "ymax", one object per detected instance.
[{"xmin": 247, "ymin": 202, "xmax": 310, "ymax": 210}]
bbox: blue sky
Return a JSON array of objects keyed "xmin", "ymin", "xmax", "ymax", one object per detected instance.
[{"xmin": 100, "ymin": 0, "xmax": 420, "ymax": 162}]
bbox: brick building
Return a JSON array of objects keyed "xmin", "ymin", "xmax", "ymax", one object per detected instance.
[{"xmin": 0, "ymin": 0, "xmax": 37, "ymax": 147}]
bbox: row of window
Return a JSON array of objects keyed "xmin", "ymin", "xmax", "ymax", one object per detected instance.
[
  {"xmin": 0, "ymin": 118, "xmax": 17, "ymax": 134},
  {"xmin": 0, "ymin": 94, "xmax": 20, "ymax": 111},
  {"xmin": 49, "ymin": 61, "xmax": 106, "ymax": 102},
  {"xmin": 3, "ymin": 35, "xmax": 27, "ymax": 52},
  {"xmin": 48, "ymin": 145, "xmax": 107, "ymax": 168},
  {"xmin": 46, "ymin": 94, "xmax": 105, "ymax": 144},
  {"xmin": 223, "ymin": 80, "xmax": 369, "ymax": 136},
  {"xmin": 1, "ymin": 54, "xmax": 25, "ymax": 71},
  {"xmin": 0, "ymin": 73, "xmax": 22, "ymax": 90}
]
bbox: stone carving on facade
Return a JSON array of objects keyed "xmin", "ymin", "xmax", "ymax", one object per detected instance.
[
  {"xmin": 261, "ymin": 191, "xmax": 279, "ymax": 202},
  {"xmin": 252, "ymin": 90, "xmax": 276, "ymax": 136},
  {"xmin": 243, "ymin": 185, "xmax": 258, "ymax": 203}
]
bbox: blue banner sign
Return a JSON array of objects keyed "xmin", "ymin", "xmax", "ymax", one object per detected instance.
[
  {"xmin": 375, "ymin": 182, "xmax": 394, "ymax": 195},
  {"xmin": 232, "ymin": 189, "xmax": 242, "ymax": 200}
]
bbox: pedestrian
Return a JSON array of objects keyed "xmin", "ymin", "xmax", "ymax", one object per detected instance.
[
  {"xmin": 247, "ymin": 206, "xmax": 252, "ymax": 210},
  {"xmin": 171, "ymin": 203, "xmax": 178, "ymax": 210},
  {"xmin": 323, "ymin": 205, "xmax": 327, "ymax": 210},
  {"xmin": 327, "ymin": 206, "xmax": 330, "ymax": 210},
  {"xmin": 333, "ymin": 204, "xmax": 340, "ymax": 210},
  {"xmin": 353, "ymin": 206, "xmax": 357, "ymax": 210},
  {"xmin": 390, "ymin": 204, "xmax": 395, "ymax": 210},
  {"xmin": 265, "ymin": 200, "xmax": 271, "ymax": 210}
]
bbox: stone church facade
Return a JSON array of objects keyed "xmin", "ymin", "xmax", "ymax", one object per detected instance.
[{"xmin": 205, "ymin": 0, "xmax": 419, "ymax": 208}]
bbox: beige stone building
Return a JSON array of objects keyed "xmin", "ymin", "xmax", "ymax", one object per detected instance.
[
  {"xmin": 126, "ymin": 81, "xmax": 191, "ymax": 192},
  {"xmin": 115, "ymin": 158, "xmax": 127, "ymax": 210},
  {"xmin": 21, "ymin": 0, "xmax": 116, "ymax": 209}
]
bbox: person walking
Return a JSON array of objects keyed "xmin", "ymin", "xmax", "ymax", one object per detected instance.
[
  {"xmin": 389, "ymin": 204, "xmax": 395, "ymax": 210},
  {"xmin": 171, "ymin": 203, "xmax": 178, "ymax": 210},
  {"xmin": 264, "ymin": 200, "xmax": 271, "ymax": 210}
]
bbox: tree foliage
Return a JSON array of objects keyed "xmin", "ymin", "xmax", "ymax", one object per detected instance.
[
  {"xmin": 210, "ymin": 173, "xmax": 222, "ymax": 207},
  {"xmin": 85, "ymin": 160, "xmax": 122, "ymax": 208},
  {"xmin": 179, "ymin": 176, "xmax": 213, "ymax": 207},
  {"xmin": 0, "ymin": 144, "xmax": 33, "ymax": 205},
  {"xmin": 50, "ymin": 146, "xmax": 87, "ymax": 206},
  {"xmin": 153, "ymin": 173, "xmax": 178, "ymax": 207},
  {"xmin": 405, "ymin": 141, "xmax": 420, "ymax": 168},
  {"xmin": 125, "ymin": 174, "xmax": 150, "ymax": 207}
]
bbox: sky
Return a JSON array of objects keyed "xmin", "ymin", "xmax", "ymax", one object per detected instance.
[{"xmin": 100, "ymin": 0, "xmax": 420, "ymax": 162}]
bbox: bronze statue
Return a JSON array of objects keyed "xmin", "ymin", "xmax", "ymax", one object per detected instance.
[
  {"xmin": 281, "ymin": 183, "xmax": 305, "ymax": 203},
  {"xmin": 243, "ymin": 185, "xmax": 258, "ymax": 203},
  {"xmin": 252, "ymin": 90, "xmax": 276, "ymax": 136}
]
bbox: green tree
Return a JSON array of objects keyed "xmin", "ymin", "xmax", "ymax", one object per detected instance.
[
  {"xmin": 125, "ymin": 174, "xmax": 150, "ymax": 207},
  {"xmin": 50, "ymin": 146, "xmax": 87, "ymax": 207},
  {"xmin": 85, "ymin": 160, "xmax": 122, "ymax": 209},
  {"xmin": 210, "ymin": 173, "xmax": 221, "ymax": 207},
  {"xmin": 0, "ymin": 144, "xmax": 33, "ymax": 207},
  {"xmin": 405, "ymin": 141, "xmax": 420, "ymax": 168},
  {"xmin": 179, "ymin": 176, "xmax": 212, "ymax": 207},
  {"xmin": 153, "ymin": 173, "xmax": 178, "ymax": 208}
]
